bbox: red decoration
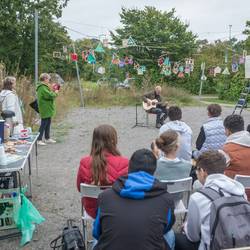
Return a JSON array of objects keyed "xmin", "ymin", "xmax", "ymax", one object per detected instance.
[{"xmin": 70, "ymin": 53, "xmax": 78, "ymax": 62}]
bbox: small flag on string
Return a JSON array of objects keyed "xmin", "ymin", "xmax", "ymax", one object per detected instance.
[{"xmin": 70, "ymin": 53, "xmax": 78, "ymax": 62}]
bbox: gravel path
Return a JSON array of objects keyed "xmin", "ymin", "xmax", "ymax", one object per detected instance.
[{"xmin": 1, "ymin": 106, "xmax": 250, "ymax": 249}]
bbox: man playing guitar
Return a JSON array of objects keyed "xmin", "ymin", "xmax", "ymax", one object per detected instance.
[{"xmin": 143, "ymin": 86, "xmax": 168, "ymax": 128}]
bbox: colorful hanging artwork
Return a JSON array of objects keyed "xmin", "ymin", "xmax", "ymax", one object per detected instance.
[
  {"xmin": 111, "ymin": 53, "xmax": 120, "ymax": 65},
  {"xmin": 232, "ymin": 62, "xmax": 239, "ymax": 73},
  {"xmin": 222, "ymin": 67, "xmax": 230, "ymax": 75},
  {"xmin": 209, "ymin": 67, "xmax": 215, "ymax": 76},
  {"xmin": 97, "ymin": 66, "xmax": 105, "ymax": 74},
  {"xmin": 87, "ymin": 51, "xmax": 96, "ymax": 64},
  {"xmin": 185, "ymin": 58, "xmax": 194, "ymax": 73},
  {"xmin": 53, "ymin": 52, "xmax": 62, "ymax": 58},
  {"xmin": 70, "ymin": 53, "xmax": 78, "ymax": 62},
  {"xmin": 137, "ymin": 65, "xmax": 146, "ymax": 75},
  {"xmin": 185, "ymin": 65, "xmax": 191, "ymax": 74},
  {"xmin": 158, "ymin": 56, "xmax": 164, "ymax": 67},
  {"xmin": 134, "ymin": 62, "xmax": 140, "ymax": 69},
  {"xmin": 122, "ymin": 36, "xmax": 137, "ymax": 48},
  {"xmin": 239, "ymin": 56, "xmax": 245, "ymax": 65},
  {"xmin": 163, "ymin": 57, "xmax": 170, "ymax": 66},
  {"xmin": 119, "ymin": 59, "xmax": 125, "ymax": 68},
  {"xmin": 95, "ymin": 42, "xmax": 105, "ymax": 53},
  {"xmin": 161, "ymin": 65, "xmax": 171, "ymax": 76},
  {"xmin": 63, "ymin": 46, "xmax": 67, "ymax": 53},
  {"xmin": 103, "ymin": 39, "xmax": 109, "ymax": 48},
  {"xmin": 177, "ymin": 65, "xmax": 185, "ymax": 78},
  {"xmin": 172, "ymin": 63, "xmax": 179, "ymax": 74},
  {"xmin": 214, "ymin": 66, "xmax": 222, "ymax": 76}
]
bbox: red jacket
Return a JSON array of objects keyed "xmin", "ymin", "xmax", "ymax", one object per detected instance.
[{"xmin": 77, "ymin": 153, "xmax": 129, "ymax": 218}]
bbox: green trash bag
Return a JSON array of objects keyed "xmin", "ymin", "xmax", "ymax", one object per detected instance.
[{"xmin": 14, "ymin": 193, "xmax": 45, "ymax": 246}]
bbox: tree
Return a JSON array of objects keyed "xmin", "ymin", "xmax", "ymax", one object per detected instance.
[
  {"xmin": 0, "ymin": 0, "xmax": 71, "ymax": 77},
  {"xmin": 110, "ymin": 6, "xmax": 197, "ymax": 84}
]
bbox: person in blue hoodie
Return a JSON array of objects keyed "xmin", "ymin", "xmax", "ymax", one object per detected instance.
[{"xmin": 92, "ymin": 149, "xmax": 176, "ymax": 250}]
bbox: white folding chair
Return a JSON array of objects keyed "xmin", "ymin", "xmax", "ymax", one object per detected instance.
[
  {"xmin": 80, "ymin": 183, "xmax": 111, "ymax": 248},
  {"xmin": 234, "ymin": 175, "xmax": 250, "ymax": 189},
  {"xmin": 161, "ymin": 177, "xmax": 193, "ymax": 219}
]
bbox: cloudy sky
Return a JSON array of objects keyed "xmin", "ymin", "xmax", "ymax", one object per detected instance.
[{"xmin": 59, "ymin": 0, "xmax": 249, "ymax": 42}]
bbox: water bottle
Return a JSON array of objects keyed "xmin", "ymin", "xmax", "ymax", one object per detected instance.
[{"xmin": 0, "ymin": 138, "xmax": 7, "ymax": 166}]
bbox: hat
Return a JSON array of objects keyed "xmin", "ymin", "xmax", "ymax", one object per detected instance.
[{"xmin": 129, "ymin": 149, "xmax": 157, "ymax": 175}]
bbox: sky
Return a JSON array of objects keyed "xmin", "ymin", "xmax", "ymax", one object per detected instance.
[{"xmin": 59, "ymin": 0, "xmax": 250, "ymax": 42}]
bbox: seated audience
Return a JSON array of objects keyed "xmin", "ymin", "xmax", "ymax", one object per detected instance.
[
  {"xmin": 76, "ymin": 124, "xmax": 128, "ymax": 218},
  {"xmin": 93, "ymin": 149, "xmax": 175, "ymax": 250},
  {"xmin": 175, "ymin": 150, "xmax": 247, "ymax": 250},
  {"xmin": 160, "ymin": 106, "xmax": 192, "ymax": 162},
  {"xmin": 154, "ymin": 130, "xmax": 192, "ymax": 181},
  {"xmin": 194, "ymin": 104, "xmax": 226, "ymax": 158},
  {"xmin": 222, "ymin": 114, "xmax": 250, "ymax": 178}
]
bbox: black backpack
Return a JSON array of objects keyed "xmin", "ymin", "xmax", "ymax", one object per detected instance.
[{"xmin": 50, "ymin": 219, "xmax": 85, "ymax": 250}]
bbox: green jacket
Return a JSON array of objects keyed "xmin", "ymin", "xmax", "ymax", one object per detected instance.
[{"xmin": 36, "ymin": 82, "xmax": 58, "ymax": 119}]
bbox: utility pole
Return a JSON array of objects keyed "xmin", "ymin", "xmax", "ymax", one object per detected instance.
[
  {"xmin": 229, "ymin": 24, "xmax": 232, "ymax": 44},
  {"xmin": 35, "ymin": 9, "xmax": 38, "ymax": 84},
  {"xmin": 72, "ymin": 43, "xmax": 84, "ymax": 107}
]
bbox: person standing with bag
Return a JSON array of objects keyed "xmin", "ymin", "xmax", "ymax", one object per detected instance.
[{"xmin": 37, "ymin": 73, "xmax": 58, "ymax": 146}]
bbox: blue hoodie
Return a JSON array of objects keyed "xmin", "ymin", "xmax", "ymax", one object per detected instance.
[{"xmin": 92, "ymin": 171, "xmax": 175, "ymax": 250}]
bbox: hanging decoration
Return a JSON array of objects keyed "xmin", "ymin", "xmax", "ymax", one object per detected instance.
[
  {"xmin": 214, "ymin": 66, "xmax": 222, "ymax": 76},
  {"xmin": 111, "ymin": 53, "xmax": 120, "ymax": 65},
  {"xmin": 103, "ymin": 39, "xmax": 109, "ymax": 48},
  {"xmin": 87, "ymin": 50, "xmax": 96, "ymax": 64},
  {"xmin": 122, "ymin": 36, "xmax": 137, "ymax": 48},
  {"xmin": 119, "ymin": 59, "xmax": 125, "ymax": 68},
  {"xmin": 63, "ymin": 46, "xmax": 68, "ymax": 53},
  {"xmin": 70, "ymin": 53, "xmax": 78, "ymax": 62},
  {"xmin": 232, "ymin": 62, "xmax": 239, "ymax": 73},
  {"xmin": 53, "ymin": 52, "xmax": 62, "ymax": 59},
  {"xmin": 185, "ymin": 58, "xmax": 195, "ymax": 73},
  {"xmin": 137, "ymin": 65, "xmax": 146, "ymax": 75},
  {"xmin": 209, "ymin": 67, "xmax": 215, "ymax": 76},
  {"xmin": 172, "ymin": 63, "xmax": 179, "ymax": 75},
  {"xmin": 97, "ymin": 66, "xmax": 105, "ymax": 75},
  {"xmin": 222, "ymin": 67, "xmax": 230, "ymax": 75},
  {"xmin": 95, "ymin": 42, "xmax": 105, "ymax": 53},
  {"xmin": 158, "ymin": 56, "xmax": 164, "ymax": 67},
  {"xmin": 177, "ymin": 65, "xmax": 185, "ymax": 78}
]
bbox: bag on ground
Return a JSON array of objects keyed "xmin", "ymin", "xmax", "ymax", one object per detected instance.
[
  {"xmin": 50, "ymin": 219, "xmax": 85, "ymax": 250},
  {"xmin": 198, "ymin": 187, "xmax": 250, "ymax": 250}
]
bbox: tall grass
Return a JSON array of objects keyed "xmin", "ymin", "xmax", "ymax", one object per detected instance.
[{"xmin": 8, "ymin": 78, "xmax": 196, "ymax": 128}]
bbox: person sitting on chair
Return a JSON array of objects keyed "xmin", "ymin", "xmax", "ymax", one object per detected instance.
[{"xmin": 143, "ymin": 86, "xmax": 168, "ymax": 128}]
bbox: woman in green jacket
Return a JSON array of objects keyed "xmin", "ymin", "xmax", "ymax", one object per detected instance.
[{"xmin": 36, "ymin": 73, "xmax": 58, "ymax": 146}]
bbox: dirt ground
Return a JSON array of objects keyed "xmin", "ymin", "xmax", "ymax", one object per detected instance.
[{"xmin": 1, "ymin": 106, "xmax": 250, "ymax": 250}]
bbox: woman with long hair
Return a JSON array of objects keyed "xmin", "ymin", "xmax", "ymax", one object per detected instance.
[
  {"xmin": 153, "ymin": 129, "xmax": 192, "ymax": 181},
  {"xmin": 0, "ymin": 76, "xmax": 24, "ymax": 134},
  {"xmin": 77, "ymin": 124, "xmax": 128, "ymax": 218}
]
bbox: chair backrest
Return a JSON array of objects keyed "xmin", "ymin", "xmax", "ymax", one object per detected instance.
[
  {"xmin": 161, "ymin": 177, "xmax": 193, "ymax": 194},
  {"xmin": 234, "ymin": 175, "xmax": 250, "ymax": 188},
  {"xmin": 80, "ymin": 183, "xmax": 111, "ymax": 199}
]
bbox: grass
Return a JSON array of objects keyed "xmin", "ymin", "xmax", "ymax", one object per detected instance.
[{"xmin": 199, "ymin": 96, "xmax": 235, "ymax": 105}]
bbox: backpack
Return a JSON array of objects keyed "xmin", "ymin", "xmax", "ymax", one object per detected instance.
[
  {"xmin": 50, "ymin": 219, "xmax": 85, "ymax": 250},
  {"xmin": 198, "ymin": 187, "xmax": 250, "ymax": 250}
]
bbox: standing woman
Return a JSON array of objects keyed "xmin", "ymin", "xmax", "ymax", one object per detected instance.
[
  {"xmin": 0, "ymin": 76, "xmax": 24, "ymax": 134},
  {"xmin": 36, "ymin": 73, "xmax": 58, "ymax": 146},
  {"xmin": 77, "ymin": 124, "xmax": 129, "ymax": 218}
]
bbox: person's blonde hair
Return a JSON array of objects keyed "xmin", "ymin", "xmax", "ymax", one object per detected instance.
[
  {"xmin": 39, "ymin": 73, "xmax": 50, "ymax": 82},
  {"xmin": 3, "ymin": 76, "xmax": 16, "ymax": 90},
  {"xmin": 155, "ymin": 130, "xmax": 179, "ymax": 154}
]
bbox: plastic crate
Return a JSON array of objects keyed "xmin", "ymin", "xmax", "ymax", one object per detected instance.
[{"xmin": 0, "ymin": 188, "xmax": 21, "ymax": 230}]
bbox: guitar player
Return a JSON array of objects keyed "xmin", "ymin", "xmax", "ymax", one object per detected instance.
[{"xmin": 142, "ymin": 86, "xmax": 168, "ymax": 128}]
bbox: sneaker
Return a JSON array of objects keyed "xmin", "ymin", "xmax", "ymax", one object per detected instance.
[
  {"xmin": 45, "ymin": 138, "xmax": 57, "ymax": 144},
  {"xmin": 37, "ymin": 140, "xmax": 47, "ymax": 146}
]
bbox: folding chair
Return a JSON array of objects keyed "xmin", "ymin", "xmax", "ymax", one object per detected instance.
[
  {"xmin": 234, "ymin": 175, "xmax": 250, "ymax": 201},
  {"xmin": 80, "ymin": 183, "xmax": 111, "ymax": 248},
  {"xmin": 161, "ymin": 177, "xmax": 193, "ymax": 220}
]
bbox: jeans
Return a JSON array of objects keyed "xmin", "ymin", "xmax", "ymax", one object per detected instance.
[
  {"xmin": 38, "ymin": 117, "xmax": 51, "ymax": 141},
  {"xmin": 150, "ymin": 106, "xmax": 168, "ymax": 125}
]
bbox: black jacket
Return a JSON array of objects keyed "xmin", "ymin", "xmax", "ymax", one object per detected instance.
[{"xmin": 93, "ymin": 171, "xmax": 175, "ymax": 250}]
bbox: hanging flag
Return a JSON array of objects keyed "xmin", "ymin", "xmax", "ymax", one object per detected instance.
[
  {"xmin": 158, "ymin": 57, "xmax": 164, "ymax": 67},
  {"xmin": 172, "ymin": 63, "xmax": 179, "ymax": 74},
  {"xmin": 239, "ymin": 56, "xmax": 245, "ymax": 65},
  {"xmin": 70, "ymin": 53, "xmax": 78, "ymax": 62},
  {"xmin": 232, "ymin": 63, "xmax": 239, "ymax": 73},
  {"xmin": 222, "ymin": 67, "xmax": 230, "ymax": 75},
  {"xmin": 97, "ymin": 66, "xmax": 105, "ymax": 74},
  {"xmin": 95, "ymin": 42, "xmax": 105, "ymax": 53},
  {"xmin": 214, "ymin": 66, "xmax": 222, "ymax": 76},
  {"xmin": 161, "ymin": 65, "xmax": 171, "ymax": 76},
  {"xmin": 103, "ymin": 39, "xmax": 109, "ymax": 48},
  {"xmin": 119, "ymin": 59, "xmax": 125, "ymax": 68},
  {"xmin": 127, "ymin": 36, "xmax": 137, "ymax": 46},
  {"xmin": 87, "ymin": 51, "xmax": 96, "ymax": 64},
  {"xmin": 63, "ymin": 46, "xmax": 67, "ymax": 53},
  {"xmin": 163, "ymin": 57, "xmax": 170, "ymax": 66}
]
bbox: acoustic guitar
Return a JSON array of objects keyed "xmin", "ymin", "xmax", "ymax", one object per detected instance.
[
  {"xmin": 142, "ymin": 99, "xmax": 159, "ymax": 111},
  {"xmin": 142, "ymin": 99, "xmax": 168, "ymax": 111}
]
